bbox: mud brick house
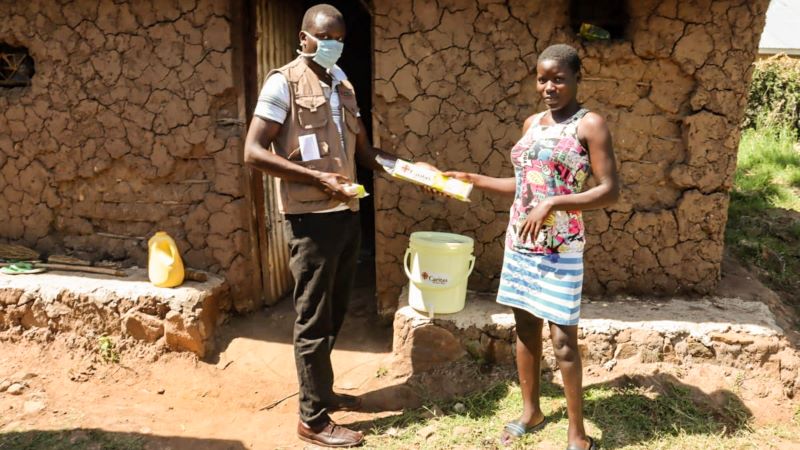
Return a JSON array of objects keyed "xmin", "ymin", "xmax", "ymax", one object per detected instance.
[{"xmin": 0, "ymin": 0, "xmax": 770, "ymax": 319}]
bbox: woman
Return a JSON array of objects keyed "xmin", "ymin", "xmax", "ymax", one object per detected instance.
[{"xmin": 446, "ymin": 44, "xmax": 619, "ymax": 450}]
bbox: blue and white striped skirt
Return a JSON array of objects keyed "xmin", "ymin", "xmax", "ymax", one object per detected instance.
[{"xmin": 496, "ymin": 249, "xmax": 584, "ymax": 326}]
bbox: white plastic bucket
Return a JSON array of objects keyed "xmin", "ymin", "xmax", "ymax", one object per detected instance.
[{"xmin": 404, "ymin": 231, "xmax": 476, "ymax": 315}]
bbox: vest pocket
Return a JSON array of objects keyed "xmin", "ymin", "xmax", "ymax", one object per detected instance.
[
  {"xmin": 295, "ymin": 95, "xmax": 328, "ymax": 130},
  {"xmin": 286, "ymin": 155, "xmax": 333, "ymax": 201},
  {"xmin": 286, "ymin": 180, "xmax": 331, "ymax": 202},
  {"xmin": 285, "ymin": 143, "xmax": 341, "ymax": 202}
]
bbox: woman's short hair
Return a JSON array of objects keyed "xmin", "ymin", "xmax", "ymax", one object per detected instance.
[{"xmin": 537, "ymin": 44, "xmax": 581, "ymax": 74}]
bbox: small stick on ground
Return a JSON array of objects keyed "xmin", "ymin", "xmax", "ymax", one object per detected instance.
[{"xmin": 260, "ymin": 392, "xmax": 299, "ymax": 411}]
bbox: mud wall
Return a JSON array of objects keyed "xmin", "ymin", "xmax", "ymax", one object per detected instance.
[
  {"xmin": 371, "ymin": 0, "xmax": 769, "ymax": 317},
  {"xmin": 0, "ymin": 0, "xmax": 255, "ymax": 309}
]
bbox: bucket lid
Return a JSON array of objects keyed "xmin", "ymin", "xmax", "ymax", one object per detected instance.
[{"xmin": 410, "ymin": 231, "xmax": 474, "ymax": 251}]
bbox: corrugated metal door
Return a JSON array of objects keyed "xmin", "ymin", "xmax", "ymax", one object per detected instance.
[{"xmin": 254, "ymin": 0, "xmax": 302, "ymax": 304}]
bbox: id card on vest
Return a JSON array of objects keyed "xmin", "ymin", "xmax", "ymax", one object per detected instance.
[{"xmin": 298, "ymin": 134, "xmax": 322, "ymax": 161}]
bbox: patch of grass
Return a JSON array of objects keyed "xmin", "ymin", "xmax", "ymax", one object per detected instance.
[
  {"xmin": 730, "ymin": 125, "xmax": 800, "ymax": 211},
  {"xmin": 97, "ymin": 336, "xmax": 120, "ymax": 364},
  {"xmin": 361, "ymin": 377, "xmax": 780, "ymax": 449},
  {"xmin": 726, "ymin": 124, "xmax": 800, "ymax": 309}
]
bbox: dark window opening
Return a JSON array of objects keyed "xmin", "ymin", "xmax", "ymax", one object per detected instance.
[
  {"xmin": 569, "ymin": 0, "xmax": 630, "ymax": 40},
  {"xmin": 0, "ymin": 44, "xmax": 34, "ymax": 88}
]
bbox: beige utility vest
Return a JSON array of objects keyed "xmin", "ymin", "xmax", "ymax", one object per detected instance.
[{"xmin": 268, "ymin": 57, "xmax": 361, "ymax": 214}]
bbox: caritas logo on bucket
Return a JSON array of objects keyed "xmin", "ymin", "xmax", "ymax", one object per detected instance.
[{"xmin": 421, "ymin": 271, "xmax": 449, "ymax": 286}]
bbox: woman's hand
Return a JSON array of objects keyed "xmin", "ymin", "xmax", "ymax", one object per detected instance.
[
  {"xmin": 442, "ymin": 171, "xmax": 474, "ymax": 183},
  {"xmin": 518, "ymin": 199, "xmax": 554, "ymax": 242},
  {"xmin": 414, "ymin": 161, "xmax": 446, "ymax": 197}
]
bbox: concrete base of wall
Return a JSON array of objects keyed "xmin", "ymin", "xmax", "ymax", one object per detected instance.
[
  {"xmin": 392, "ymin": 288, "xmax": 800, "ymax": 398},
  {"xmin": 0, "ymin": 269, "xmax": 230, "ymax": 358}
]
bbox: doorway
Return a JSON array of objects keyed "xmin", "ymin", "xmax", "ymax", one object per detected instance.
[{"xmin": 252, "ymin": 0, "xmax": 376, "ymax": 304}]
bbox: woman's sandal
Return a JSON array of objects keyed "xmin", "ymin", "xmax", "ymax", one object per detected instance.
[
  {"xmin": 500, "ymin": 417, "xmax": 547, "ymax": 445},
  {"xmin": 566, "ymin": 436, "xmax": 598, "ymax": 450}
]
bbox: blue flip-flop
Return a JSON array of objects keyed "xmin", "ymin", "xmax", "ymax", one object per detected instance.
[
  {"xmin": 501, "ymin": 417, "xmax": 547, "ymax": 445},
  {"xmin": 567, "ymin": 436, "xmax": 598, "ymax": 450}
]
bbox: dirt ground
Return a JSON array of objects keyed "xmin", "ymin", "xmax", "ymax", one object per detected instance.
[{"xmin": 1, "ymin": 261, "xmax": 799, "ymax": 450}]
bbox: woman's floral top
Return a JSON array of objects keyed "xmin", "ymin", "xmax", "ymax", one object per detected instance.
[{"xmin": 506, "ymin": 108, "xmax": 591, "ymax": 254}]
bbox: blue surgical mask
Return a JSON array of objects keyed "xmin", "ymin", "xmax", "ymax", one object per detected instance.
[{"xmin": 298, "ymin": 31, "xmax": 344, "ymax": 70}]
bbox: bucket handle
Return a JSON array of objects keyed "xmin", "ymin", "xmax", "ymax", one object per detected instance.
[{"xmin": 403, "ymin": 249, "xmax": 476, "ymax": 290}]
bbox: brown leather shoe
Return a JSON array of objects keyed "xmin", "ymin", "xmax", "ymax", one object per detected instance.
[
  {"xmin": 297, "ymin": 420, "xmax": 364, "ymax": 448},
  {"xmin": 328, "ymin": 393, "xmax": 362, "ymax": 412}
]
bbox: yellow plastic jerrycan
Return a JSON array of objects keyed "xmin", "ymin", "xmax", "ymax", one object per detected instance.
[{"xmin": 147, "ymin": 231, "xmax": 185, "ymax": 288}]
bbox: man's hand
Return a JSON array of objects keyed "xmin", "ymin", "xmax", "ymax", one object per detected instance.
[
  {"xmin": 316, "ymin": 172, "xmax": 356, "ymax": 203},
  {"xmin": 518, "ymin": 199, "xmax": 555, "ymax": 243}
]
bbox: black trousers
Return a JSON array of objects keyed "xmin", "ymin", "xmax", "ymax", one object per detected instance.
[{"xmin": 284, "ymin": 210, "xmax": 361, "ymax": 426}]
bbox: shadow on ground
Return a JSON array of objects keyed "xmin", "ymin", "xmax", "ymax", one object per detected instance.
[
  {"xmin": 563, "ymin": 373, "xmax": 752, "ymax": 449},
  {"xmin": 0, "ymin": 428, "xmax": 246, "ymax": 450},
  {"xmin": 208, "ymin": 258, "xmax": 391, "ymax": 363},
  {"xmin": 346, "ymin": 369, "xmax": 753, "ymax": 449}
]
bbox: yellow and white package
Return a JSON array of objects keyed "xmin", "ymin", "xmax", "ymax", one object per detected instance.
[
  {"xmin": 391, "ymin": 159, "xmax": 473, "ymax": 202},
  {"xmin": 343, "ymin": 182, "xmax": 368, "ymax": 199}
]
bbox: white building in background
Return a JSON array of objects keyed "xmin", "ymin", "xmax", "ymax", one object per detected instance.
[{"xmin": 760, "ymin": 0, "xmax": 800, "ymax": 57}]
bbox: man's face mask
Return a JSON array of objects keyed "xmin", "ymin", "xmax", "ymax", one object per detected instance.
[{"xmin": 299, "ymin": 31, "xmax": 344, "ymax": 70}]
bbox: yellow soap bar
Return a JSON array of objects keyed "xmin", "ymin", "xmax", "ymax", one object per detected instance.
[
  {"xmin": 391, "ymin": 159, "xmax": 473, "ymax": 202},
  {"xmin": 343, "ymin": 182, "xmax": 368, "ymax": 198}
]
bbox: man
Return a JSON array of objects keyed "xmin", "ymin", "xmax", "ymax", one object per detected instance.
[{"xmin": 244, "ymin": 4, "xmax": 435, "ymax": 448}]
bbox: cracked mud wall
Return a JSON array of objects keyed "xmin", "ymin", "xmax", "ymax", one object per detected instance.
[
  {"xmin": 372, "ymin": 0, "xmax": 769, "ymax": 317},
  {"xmin": 0, "ymin": 0, "xmax": 256, "ymax": 310}
]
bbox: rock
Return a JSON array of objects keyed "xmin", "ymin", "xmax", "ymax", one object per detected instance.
[
  {"xmin": 164, "ymin": 311, "xmax": 208, "ymax": 357},
  {"xmin": 122, "ymin": 311, "xmax": 165, "ymax": 343},
  {"xmin": 687, "ymin": 341, "xmax": 714, "ymax": 359},
  {"xmin": 489, "ymin": 337, "xmax": 514, "ymax": 365},
  {"xmin": 416, "ymin": 424, "xmax": 437, "ymax": 440},
  {"xmin": 392, "ymin": 311, "xmax": 466, "ymax": 375},
  {"xmin": 640, "ymin": 348, "xmax": 663, "ymax": 363},
  {"xmin": 23, "ymin": 400, "xmax": 46, "ymax": 414},
  {"xmin": 452, "ymin": 402, "xmax": 466, "ymax": 414},
  {"xmin": 603, "ymin": 359, "xmax": 618, "ymax": 371},
  {"xmin": 7, "ymin": 383, "xmax": 26, "ymax": 395},
  {"xmin": 157, "ymin": 388, "xmax": 165, "ymax": 395},
  {"xmin": 0, "ymin": 380, "xmax": 10, "ymax": 392},
  {"xmin": 12, "ymin": 371, "xmax": 38, "ymax": 381},
  {"xmin": 614, "ymin": 343, "xmax": 639, "ymax": 360}
]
